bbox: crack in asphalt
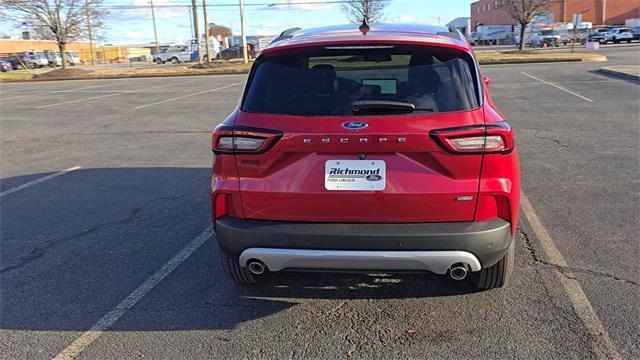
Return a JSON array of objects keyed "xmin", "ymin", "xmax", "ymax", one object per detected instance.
[
  {"xmin": 532, "ymin": 129, "xmax": 569, "ymax": 148},
  {"xmin": 0, "ymin": 193, "xmax": 186, "ymax": 274},
  {"xmin": 519, "ymin": 228, "xmax": 639, "ymax": 286}
]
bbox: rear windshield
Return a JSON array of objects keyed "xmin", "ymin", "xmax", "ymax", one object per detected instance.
[{"xmin": 242, "ymin": 45, "xmax": 480, "ymax": 116}]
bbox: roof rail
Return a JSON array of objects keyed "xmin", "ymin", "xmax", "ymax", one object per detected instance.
[
  {"xmin": 436, "ymin": 25, "xmax": 463, "ymax": 40},
  {"xmin": 270, "ymin": 27, "xmax": 302, "ymax": 44}
]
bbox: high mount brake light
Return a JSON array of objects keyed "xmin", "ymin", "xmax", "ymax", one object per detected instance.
[
  {"xmin": 212, "ymin": 125, "xmax": 282, "ymax": 155},
  {"xmin": 430, "ymin": 122, "xmax": 514, "ymax": 154}
]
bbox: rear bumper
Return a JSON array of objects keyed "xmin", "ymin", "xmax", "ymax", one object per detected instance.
[{"xmin": 215, "ymin": 217, "xmax": 512, "ymax": 271}]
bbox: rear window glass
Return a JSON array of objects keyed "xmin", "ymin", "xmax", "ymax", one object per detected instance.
[{"xmin": 242, "ymin": 45, "xmax": 479, "ymax": 116}]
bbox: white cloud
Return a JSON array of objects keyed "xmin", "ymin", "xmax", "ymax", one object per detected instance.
[{"xmin": 272, "ymin": 0, "xmax": 335, "ymax": 11}]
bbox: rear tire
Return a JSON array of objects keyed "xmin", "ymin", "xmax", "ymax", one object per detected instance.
[
  {"xmin": 220, "ymin": 253, "xmax": 266, "ymax": 285},
  {"xmin": 170, "ymin": 57, "xmax": 179, "ymax": 64},
  {"xmin": 471, "ymin": 238, "xmax": 514, "ymax": 290}
]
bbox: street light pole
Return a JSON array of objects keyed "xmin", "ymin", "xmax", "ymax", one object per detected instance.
[
  {"xmin": 191, "ymin": 0, "xmax": 202, "ymax": 64},
  {"xmin": 239, "ymin": 0, "xmax": 248, "ymax": 64},
  {"xmin": 150, "ymin": 0, "xmax": 160, "ymax": 53},
  {"xmin": 202, "ymin": 0, "xmax": 211, "ymax": 63}
]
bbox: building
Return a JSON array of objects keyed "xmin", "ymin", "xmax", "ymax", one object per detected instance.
[
  {"xmin": 471, "ymin": 0, "xmax": 640, "ymax": 28},
  {"xmin": 0, "ymin": 39, "xmax": 92, "ymax": 56},
  {"xmin": 446, "ymin": 17, "xmax": 472, "ymax": 37}
]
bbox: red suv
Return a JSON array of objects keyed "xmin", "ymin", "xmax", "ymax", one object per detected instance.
[{"xmin": 211, "ymin": 23, "xmax": 520, "ymax": 290}]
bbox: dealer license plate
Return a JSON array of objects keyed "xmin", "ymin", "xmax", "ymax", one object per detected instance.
[{"xmin": 324, "ymin": 160, "xmax": 386, "ymax": 191}]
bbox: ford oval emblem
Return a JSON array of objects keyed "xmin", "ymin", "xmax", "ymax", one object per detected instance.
[{"xmin": 342, "ymin": 121, "xmax": 368, "ymax": 130}]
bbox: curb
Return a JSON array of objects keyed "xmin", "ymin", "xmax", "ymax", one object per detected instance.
[
  {"xmin": 0, "ymin": 70, "xmax": 250, "ymax": 83},
  {"xmin": 598, "ymin": 67, "xmax": 640, "ymax": 82}
]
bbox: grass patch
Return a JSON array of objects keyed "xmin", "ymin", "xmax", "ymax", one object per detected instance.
[
  {"xmin": 0, "ymin": 72, "xmax": 34, "ymax": 81},
  {"xmin": 477, "ymin": 51, "xmax": 607, "ymax": 64}
]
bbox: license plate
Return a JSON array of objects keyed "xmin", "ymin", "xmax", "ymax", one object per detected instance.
[{"xmin": 325, "ymin": 160, "xmax": 386, "ymax": 191}]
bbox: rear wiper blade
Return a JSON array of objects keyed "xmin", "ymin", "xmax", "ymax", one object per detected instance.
[{"xmin": 352, "ymin": 100, "xmax": 416, "ymax": 114}]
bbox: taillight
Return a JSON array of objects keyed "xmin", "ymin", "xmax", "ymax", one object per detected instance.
[
  {"xmin": 430, "ymin": 121, "xmax": 514, "ymax": 154},
  {"xmin": 212, "ymin": 125, "xmax": 282, "ymax": 155}
]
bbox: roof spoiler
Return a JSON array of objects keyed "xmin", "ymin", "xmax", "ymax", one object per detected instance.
[
  {"xmin": 270, "ymin": 27, "xmax": 302, "ymax": 45},
  {"xmin": 436, "ymin": 25, "xmax": 464, "ymax": 40}
]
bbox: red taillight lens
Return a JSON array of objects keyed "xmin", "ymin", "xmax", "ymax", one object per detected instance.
[
  {"xmin": 430, "ymin": 122, "xmax": 514, "ymax": 154},
  {"xmin": 213, "ymin": 193, "xmax": 227, "ymax": 219},
  {"xmin": 212, "ymin": 125, "xmax": 282, "ymax": 155}
]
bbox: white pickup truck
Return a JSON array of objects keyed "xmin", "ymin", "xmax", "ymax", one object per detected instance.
[{"xmin": 604, "ymin": 28, "xmax": 633, "ymax": 43}]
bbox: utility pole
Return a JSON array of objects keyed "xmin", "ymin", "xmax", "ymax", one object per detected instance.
[
  {"xmin": 191, "ymin": 0, "xmax": 202, "ymax": 65},
  {"xmin": 202, "ymin": 0, "xmax": 211, "ymax": 63},
  {"xmin": 239, "ymin": 0, "xmax": 248, "ymax": 64},
  {"xmin": 85, "ymin": 0, "xmax": 95, "ymax": 65},
  {"xmin": 150, "ymin": 0, "xmax": 160, "ymax": 53}
]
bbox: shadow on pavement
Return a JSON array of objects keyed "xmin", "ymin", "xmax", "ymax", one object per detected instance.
[{"xmin": 1, "ymin": 168, "xmax": 482, "ymax": 334}]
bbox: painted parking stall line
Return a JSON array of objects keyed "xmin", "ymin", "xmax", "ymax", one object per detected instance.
[
  {"xmin": 35, "ymin": 80, "xmax": 194, "ymax": 109},
  {"xmin": 521, "ymin": 72, "xmax": 594, "ymax": 102},
  {"xmin": 0, "ymin": 166, "xmax": 81, "ymax": 198},
  {"xmin": 52, "ymin": 228, "xmax": 213, "ymax": 360},
  {"xmin": 520, "ymin": 192, "xmax": 621, "ymax": 360},
  {"xmin": 133, "ymin": 82, "xmax": 241, "ymax": 109}
]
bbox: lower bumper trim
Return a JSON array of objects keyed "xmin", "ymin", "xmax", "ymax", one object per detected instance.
[{"xmin": 239, "ymin": 248, "xmax": 481, "ymax": 274}]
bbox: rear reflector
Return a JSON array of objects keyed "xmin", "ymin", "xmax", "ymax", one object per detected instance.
[{"xmin": 214, "ymin": 193, "xmax": 227, "ymax": 219}]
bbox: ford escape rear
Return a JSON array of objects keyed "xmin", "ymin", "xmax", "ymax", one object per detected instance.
[{"xmin": 211, "ymin": 23, "xmax": 520, "ymax": 290}]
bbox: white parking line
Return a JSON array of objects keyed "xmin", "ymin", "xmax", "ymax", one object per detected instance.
[
  {"xmin": 0, "ymin": 166, "xmax": 81, "ymax": 198},
  {"xmin": 521, "ymin": 72, "xmax": 594, "ymax": 102},
  {"xmin": 35, "ymin": 81, "xmax": 193, "ymax": 109},
  {"xmin": 133, "ymin": 82, "xmax": 241, "ymax": 109},
  {"xmin": 520, "ymin": 193, "xmax": 621, "ymax": 360},
  {"xmin": 52, "ymin": 228, "xmax": 213, "ymax": 360}
]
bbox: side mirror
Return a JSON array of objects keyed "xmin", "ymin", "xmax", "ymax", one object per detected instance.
[{"xmin": 483, "ymin": 75, "xmax": 492, "ymax": 87}]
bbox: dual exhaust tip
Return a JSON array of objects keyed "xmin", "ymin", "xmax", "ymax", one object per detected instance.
[
  {"xmin": 248, "ymin": 259, "xmax": 471, "ymax": 280},
  {"xmin": 248, "ymin": 260, "xmax": 267, "ymax": 275},
  {"xmin": 449, "ymin": 263, "xmax": 470, "ymax": 280}
]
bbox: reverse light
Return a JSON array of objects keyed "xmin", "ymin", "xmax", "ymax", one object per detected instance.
[
  {"xmin": 217, "ymin": 136, "xmax": 265, "ymax": 152},
  {"xmin": 430, "ymin": 122, "xmax": 514, "ymax": 154},
  {"xmin": 212, "ymin": 125, "xmax": 282, "ymax": 154}
]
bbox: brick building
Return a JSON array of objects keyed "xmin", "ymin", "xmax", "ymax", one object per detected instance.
[{"xmin": 471, "ymin": 0, "xmax": 640, "ymax": 28}]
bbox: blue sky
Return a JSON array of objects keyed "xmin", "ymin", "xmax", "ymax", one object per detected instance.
[{"xmin": 2, "ymin": 0, "xmax": 474, "ymax": 45}]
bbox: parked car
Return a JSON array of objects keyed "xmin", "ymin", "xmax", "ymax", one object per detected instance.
[
  {"xmin": 211, "ymin": 23, "xmax": 520, "ymax": 290},
  {"xmin": 588, "ymin": 27, "xmax": 611, "ymax": 43},
  {"xmin": 23, "ymin": 52, "xmax": 49, "ymax": 67},
  {"xmin": 604, "ymin": 27, "xmax": 633, "ymax": 43},
  {"xmin": 154, "ymin": 46, "xmax": 192, "ymax": 64},
  {"xmin": 3, "ymin": 55, "xmax": 36, "ymax": 70},
  {"xmin": 44, "ymin": 51, "xmax": 63, "ymax": 67},
  {"xmin": 632, "ymin": 26, "xmax": 640, "ymax": 41},
  {"xmin": 65, "ymin": 51, "xmax": 81, "ymax": 65},
  {"xmin": 528, "ymin": 30, "xmax": 560, "ymax": 47},
  {"xmin": 0, "ymin": 60, "xmax": 11, "ymax": 72},
  {"xmin": 217, "ymin": 46, "xmax": 241, "ymax": 60}
]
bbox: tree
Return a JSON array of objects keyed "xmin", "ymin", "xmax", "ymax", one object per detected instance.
[
  {"xmin": 503, "ymin": 0, "xmax": 550, "ymax": 51},
  {"xmin": 208, "ymin": 24, "xmax": 232, "ymax": 38},
  {"xmin": 0, "ymin": 0, "xmax": 108, "ymax": 68},
  {"xmin": 342, "ymin": 0, "xmax": 390, "ymax": 24}
]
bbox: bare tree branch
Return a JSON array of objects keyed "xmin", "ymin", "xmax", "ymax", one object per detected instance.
[
  {"xmin": 341, "ymin": 0, "xmax": 391, "ymax": 24},
  {"xmin": 502, "ymin": 0, "xmax": 551, "ymax": 50},
  {"xmin": 0, "ymin": 0, "xmax": 109, "ymax": 68}
]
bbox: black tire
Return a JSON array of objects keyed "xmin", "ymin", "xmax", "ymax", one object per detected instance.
[
  {"xmin": 170, "ymin": 57, "xmax": 179, "ymax": 64},
  {"xmin": 471, "ymin": 238, "xmax": 514, "ymax": 290},
  {"xmin": 220, "ymin": 253, "xmax": 266, "ymax": 285}
]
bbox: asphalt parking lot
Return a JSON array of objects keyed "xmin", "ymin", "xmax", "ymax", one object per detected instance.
[{"xmin": 1, "ymin": 45, "xmax": 638, "ymax": 359}]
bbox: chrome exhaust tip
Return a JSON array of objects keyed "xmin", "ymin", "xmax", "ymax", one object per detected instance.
[
  {"xmin": 247, "ymin": 260, "xmax": 266, "ymax": 275},
  {"xmin": 449, "ymin": 263, "xmax": 469, "ymax": 281}
]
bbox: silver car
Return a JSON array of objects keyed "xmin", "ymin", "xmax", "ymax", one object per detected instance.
[{"xmin": 154, "ymin": 46, "xmax": 192, "ymax": 64}]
